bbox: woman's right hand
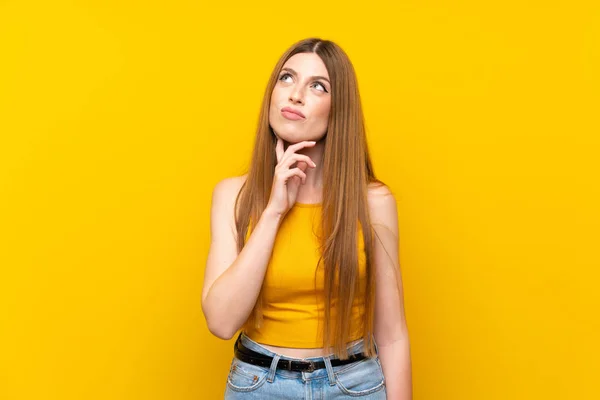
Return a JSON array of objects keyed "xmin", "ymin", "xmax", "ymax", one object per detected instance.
[{"xmin": 266, "ymin": 137, "xmax": 317, "ymax": 217}]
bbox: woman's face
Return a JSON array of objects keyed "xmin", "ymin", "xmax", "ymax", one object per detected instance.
[{"xmin": 269, "ymin": 52, "xmax": 331, "ymax": 144}]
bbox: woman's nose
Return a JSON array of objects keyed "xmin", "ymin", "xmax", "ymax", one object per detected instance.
[{"xmin": 289, "ymin": 87, "xmax": 304, "ymax": 104}]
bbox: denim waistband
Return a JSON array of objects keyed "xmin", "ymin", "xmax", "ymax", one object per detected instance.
[
  {"xmin": 235, "ymin": 332, "xmax": 379, "ymax": 384},
  {"xmin": 238, "ymin": 331, "xmax": 377, "ymax": 361}
]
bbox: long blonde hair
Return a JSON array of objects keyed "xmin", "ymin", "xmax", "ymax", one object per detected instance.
[{"xmin": 235, "ymin": 38, "xmax": 384, "ymax": 359}]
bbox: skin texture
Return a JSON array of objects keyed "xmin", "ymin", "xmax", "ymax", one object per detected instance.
[{"xmin": 269, "ymin": 52, "xmax": 331, "ymax": 144}]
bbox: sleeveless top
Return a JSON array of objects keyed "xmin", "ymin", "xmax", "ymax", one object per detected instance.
[{"xmin": 241, "ymin": 202, "xmax": 367, "ymax": 348}]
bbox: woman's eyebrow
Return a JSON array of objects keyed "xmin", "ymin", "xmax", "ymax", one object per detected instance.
[{"xmin": 281, "ymin": 67, "xmax": 330, "ymax": 84}]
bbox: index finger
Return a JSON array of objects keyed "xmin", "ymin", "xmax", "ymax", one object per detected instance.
[{"xmin": 286, "ymin": 140, "xmax": 317, "ymax": 155}]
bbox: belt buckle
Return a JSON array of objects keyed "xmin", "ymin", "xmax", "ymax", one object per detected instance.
[{"xmin": 284, "ymin": 359, "xmax": 315, "ymax": 372}]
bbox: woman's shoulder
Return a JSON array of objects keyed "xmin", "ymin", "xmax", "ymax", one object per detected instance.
[
  {"xmin": 213, "ymin": 174, "xmax": 248, "ymax": 198},
  {"xmin": 367, "ymin": 181, "xmax": 397, "ymax": 221},
  {"xmin": 367, "ymin": 180, "xmax": 394, "ymax": 203},
  {"xmin": 210, "ymin": 174, "xmax": 248, "ymax": 220}
]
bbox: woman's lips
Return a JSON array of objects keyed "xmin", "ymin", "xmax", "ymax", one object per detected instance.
[
  {"xmin": 281, "ymin": 107, "xmax": 306, "ymax": 120},
  {"xmin": 281, "ymin": 110, "xmax": 305, "ymax": 120}
]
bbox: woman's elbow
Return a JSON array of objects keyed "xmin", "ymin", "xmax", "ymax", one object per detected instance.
[
  {"xmin": 206, "ymin": 319, "xmax": 236, "ymax": 340},
  {"xmin": 202, "ymin": 306, "xmax": 236, "ymax": 340}
]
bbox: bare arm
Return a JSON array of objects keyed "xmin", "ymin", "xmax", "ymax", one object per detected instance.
[
  {"xmin": 201, "ymin": 177, "xmax": 282, "ymax": 340},
  {"xmin": 369, "ymin": 183, "xmax": 412, "ymax": 399},
  {"xmin": 201, "ymin": 140, "xmax": 317, "ymax": 340}
]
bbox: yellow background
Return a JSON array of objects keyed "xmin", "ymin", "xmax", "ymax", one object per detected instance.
[{"xmin": 1, "ymin": 1, "xmax": 599, "ymax": 399}]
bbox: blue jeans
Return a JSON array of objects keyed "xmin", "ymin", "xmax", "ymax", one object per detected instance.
[{"xmin": 224, "ymin": 332, "xmax": 387, "ymax": 399}]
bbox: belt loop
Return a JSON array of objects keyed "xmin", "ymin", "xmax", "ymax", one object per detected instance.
[
  {"xmin": 234, "ymin": 331, "xmax": 242, "ymax": 350},
  {"xmin": 267, "ymin": 353, "xmax": 281, "ymax": 383},
  {"xmin": 372, "ymin": 333, "xmax": 379, "ymax": 355},
  {"xmin": 323, "ymin": 355, "xmax": 336, "ymax": 386}
]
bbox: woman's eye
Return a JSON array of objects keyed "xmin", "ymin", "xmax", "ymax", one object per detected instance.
[
  {"xmin": 279, "ymin": 73, "xmax": 328, "ymax": 92},
  {"xmin": 279, "ymin": 73, "xmax": 292, "ymax": 82},
  {"xmin": 312, "ymin": 82, "xmax": 327, "ymax": 92}
]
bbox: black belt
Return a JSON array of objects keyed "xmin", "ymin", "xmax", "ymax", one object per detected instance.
[{"xmin": 233, "ymin": 333, "xmax": 368, "ymax": 373}]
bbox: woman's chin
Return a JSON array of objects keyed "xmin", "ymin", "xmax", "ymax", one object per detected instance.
[{"xmin": 279, "ymin": 133, "xmax": 324, "ymax": 145}]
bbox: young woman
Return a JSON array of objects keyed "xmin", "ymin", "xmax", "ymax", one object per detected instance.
[{"xmin": 202, "ymin": 38, "xmax": 412, "ymax": 399}]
